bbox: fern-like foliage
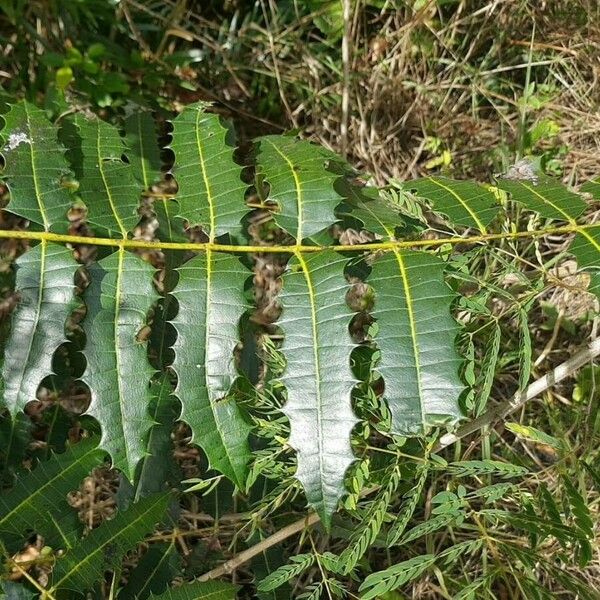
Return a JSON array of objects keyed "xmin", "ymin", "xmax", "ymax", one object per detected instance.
[
  {"xmin": 0, "ymin": 99, "xmax": 598, "ymax": 531},
  {"xmin": 0, "ymin": 438, "xmax": 103, "ymax": 550}
]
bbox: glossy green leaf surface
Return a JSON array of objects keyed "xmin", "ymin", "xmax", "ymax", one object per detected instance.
[
  {"xmin": 581, "ymin": 177, "xmax": 600, "ymax": 199},
  {"xmin": 125, "ymin": 111, "xmax": 162, "ymax": 190},
  {"xmin": 2, "ymin": 242, "xmax": 79, "ymax": 414},
  {"xmin": 257, "ymin": 136, "xmax": 343, "ymax": 241},
  {"xmin": 82, "ymin": 249, "xmax": 159, "ymax": 480},
  {"xmin": 72, "ymin": 114, "xmax": 142, "ymax": 237},
  {"xmin": 0, "ymin": 438, "xmax": 103, "ymax": 547},
  {"xmin": 129, "ymin": 376, "xmax": 178, "ymax": 503},
  {"xmin": 337, "ymin": 180, "xmax": 406, "ymax": 238},
  {"xmin": 119, "ymin": 541, "xmax": 180, "ymax": 600},
  {"xmin": 570, "ymin": 225, "xmax": 600, "ymax": 299},
  {"xmin": 171, "ymin": 251, "xmax": 251, "ymax": 487},
  {"xmin": 278, "ymin": 250, "xmax": 358, "ymax": 525},
  {"xmin": 170, "ymin": 102, "xmax": 247, "ymax": 240},
  {"xmin": 497, "ymin": 176, "xmax": 586, "ymax": 221},
  {"xmin": 148, "ymin": 581, "xmax": 237, "ymax": 600},
  {"xmin": 50, "ymin": 493, "xmax": 169, "ymax": 594},
  {"xmin": 0, "ymin": 101, "xmax": 73, "ymax": 231},
  {"xmin": 369, "ymin": 250, "xmax": 464, "ymax": 435},
  {"xmin": 408, "ymin": 177, "xmax": 498, "ymax": 233}
]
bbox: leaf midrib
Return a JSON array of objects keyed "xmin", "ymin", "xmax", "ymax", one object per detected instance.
[
  {"xmin": 393, "ymin": 249, "xmax": 426, "ymax": 429},
  {"xmin": 519, "ymin": 182, "xmax": 600, "ymax": 253},
  {"xmin": 23, "ymin": 101, "xmax": 49, "ymax": 230},
  {"xmin": 264, "ymin": 138, "xmax": 304, "ymax": 242},
  {"xmin": 49, "ymin": 494, "xmax": 165, "ymax": 592},
  {"xmin": 194, "ymin": 109, "xmax": 216, "ymax": 242},
  {"xmin": 113, "ymin": 247, "xmax": 130, "ymax": 474},
  {"xmin": 0, "ymin": 442, "xmax": 97, "ymax": 529},
  {"xmin": 293, "ymin": 250, "xmax": 325, "ymax": 506},
  {"xmin": 427, "ymin": 177, "xmax": 488, "ymax": 234},
  {"xmin": 201, "ymin": 250, "xmax": 237, "ymax": 475},
  {"xmin": 96, "ymin": 120, "xmax": 127, "ymax": 239},
  {"xmin": 520, "ymin": 181, "xmax": 576, "ymax": 223}
]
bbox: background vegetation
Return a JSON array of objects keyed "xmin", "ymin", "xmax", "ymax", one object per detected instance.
[{"xmin": 0, "ymin": 1, "xmax": 599, "ymax": 598}]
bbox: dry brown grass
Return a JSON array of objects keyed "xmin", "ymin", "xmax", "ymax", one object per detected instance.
[{"xmin": 131, "ymin": 0, "xmax": 600, "ymax": 184}]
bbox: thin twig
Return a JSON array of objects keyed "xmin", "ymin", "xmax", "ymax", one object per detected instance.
[
  {"xmin": 436, "ymin": 336, "xmax": 600, "ymax": 450},
  {"xmin": 197, "ymin": 513, "xmax": 320, "ymax": 581},
  {"xmin": 199, "ymin": 336, "xmax": 600, "ymax": 580}
]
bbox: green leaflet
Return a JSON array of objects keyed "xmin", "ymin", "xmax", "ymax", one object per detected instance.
[
  {"xmin": 408, "ymin": 177, "xmax": 499, "ymax": 233},
  {"xmin": 496, "ymin": 175, "xmax": 600, "ymax": 300},
  {"xmin": 569, "ymin": 225, "xmax": 600, "ymax": 299},
  {"xmin": 336, "ymin": 180, "xmax": 407, "ymax": 238},
  {"xmin": 278, "ymin": 250, "xmax": 358, "ymax": 526},
  {"xmin": 0, "ymin": 581, "xmax": 36, "ymax": 599},
  {"xmin": 369, "ymin": 250, "xmax": 464, "ymax": 435},
  {"xmin": 2, "ymin": 242, "xmax": 79, "ymax": 414},
  {"xmin": 125, "ymin": 111, "xmax": 162, "ymax": 190},
  {"xmin": 148, "ymin": 581, "xmax": 238, "ymax": 600},
  {"xmin": 49, "ymin": 493, "xmax": 170, "ymax": 594},
  {"xmin": 581, "ymin": 177, "xmax": 600, "ymax": 199},
  {"xmin": 0, "ymin": 100, "xmax": 73, "ymax": 232},
  {"xmin": 497, "ymin": 176, "xmax": 586, "ymax": 221},
  {"xmin": 82, "ymin": 249, "xmax": 159, "ymax": 481},
  {"xmin": 0, "ymin": 413, "xmax": 31, "ymax": 477},
  {"xmin": 358, "ymin": 554, "xmax": 435, "ymax": 600},
  {"xmin": 133, "ymin": 376, "xmax": 178, "ymax": 499},
  {"xmin": 171, "ymin": 251, "xmax": 251, "ymax": 487},
  {"xmin": 119, "ymin": 541, "xmax": 181, "ymax": 600},
  {"xmin": 170, "ymin": 102, "xmax": 247, "ymax": 241},
  {"xmin": 257, "ymin": 136, "xmax": 343, "ymax": 241},
  {"xmin": 72, "ymin": 114, "xmax": 143, "ymax": 238},
  {"xmin": 0, "ymin": 437, "xmax": 103, "ymax": 548}
]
